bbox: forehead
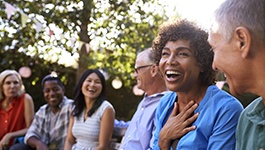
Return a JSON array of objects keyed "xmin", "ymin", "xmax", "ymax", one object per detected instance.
[
  {"xmin": 86, "ymin": 72, "xmax": 100, "ymax": 79},
  {"xmin": 165, "ymin": 40, "xmax": 191, "ymax": 47},
  {"xmin": 135, "ymin": 54, "xmax": 151, "ymax": 66},
  {"xmin": 43, "ymin": 80, "xmax": 61, "ymax": 88},
  {"xmin": 208, "ymin": 31, "xmax": 222, "ymax": 46},
  {"xmin": 5, "ymin": 74, "xmax": 19, "ymax": 81}
]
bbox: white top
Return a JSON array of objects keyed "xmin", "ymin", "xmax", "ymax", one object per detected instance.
[{"xmin": 72, "ymin": 101, "xmax": 114, "ymax": 150}]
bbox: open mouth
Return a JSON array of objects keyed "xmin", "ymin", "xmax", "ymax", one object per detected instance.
[
  {"xmin": 88, "ymin": 89, "xmax": 96, "ymax": 92},
  {"xmin": 165, "ymin": 70, "xmax": 181, "ymax": 78}
]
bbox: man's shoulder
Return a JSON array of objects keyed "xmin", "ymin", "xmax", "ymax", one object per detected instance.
[{"xmin": 63, "ymin": 97, "xmax": 74, "ymax": 104}]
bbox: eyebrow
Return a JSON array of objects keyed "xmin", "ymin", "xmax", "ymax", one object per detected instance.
[{"xmin": 163, "ymin": 46, "xmax": 191, "ymax": 51}]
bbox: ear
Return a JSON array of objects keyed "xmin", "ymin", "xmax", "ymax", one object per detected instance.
[
  {"xmin": 234, "ymin": 27, "xmax": 251, "ymax": 59},
  {"xmin": 150, "ymin": 65, "xmax": 158, "ymax": 77}
]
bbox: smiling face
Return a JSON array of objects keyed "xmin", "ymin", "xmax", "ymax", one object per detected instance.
[
  {"xmin": 208, "ymin": 30, "xmax": 250, "ymax": 96},
  {"xmin": 133, "ymin": 52, "xmax": 154, "ymax": 91},
  {"xmin": 159, "ymin": 40, "xmax": 201, "ymax": 92},
  {"xmin": 43, "ymin": 80, "xmax": 64, "ymax": 111},
  {"xmin": 81, "ymin": 72, "xmax": 103, "ymax": 101}
]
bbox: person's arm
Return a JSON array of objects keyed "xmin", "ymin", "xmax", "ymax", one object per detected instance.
[
  {"xmin": 24, "ymin": 93, "xmax": 35, "ymax": 128},
  {"xmin": 64, "ymin": 114, "xmax": 76, "ymax": 150},
  {"xmin": 0, "ymin": 93, "xmax": 35, "ymax": 146},
  {"xmin": 158, "ymin": 101, "xmax": 198, "ymax": 150},
  {"xmin": 207, "ymin": 100, "xmax": 243, "ymax": 149},
  {"xmin": 26, "ymin": 136, "xmax": 49, "ymax": 150},
  {"xmin": 24, "ymin": 106, "xmax": 49, "ymax": 150},
  {"xmin": 95, "ymin": 106, "xmax": 115, "ymax": 150}
]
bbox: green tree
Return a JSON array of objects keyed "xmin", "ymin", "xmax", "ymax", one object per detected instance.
[
  {"xmin": 0, "ymin": 0, "xmax": 169, "ymax": 119},
  {"xmin": 0, "ymin": 0, "xmax": 167, "ymax": 85}
]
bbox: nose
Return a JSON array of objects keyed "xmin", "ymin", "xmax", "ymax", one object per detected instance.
[
  {"xmin": 133, "ymin": 71, "xmax": 137, "ymax": 78},
  {"xmin": 89, "ymin": 81, "xmax": 97, "ymax": 87},
  {"xmin": 48, "ymin": 90, "xmax": 56, "ymax": 97},
  {"xmin": 166, "ymin": 54, "xmax": 178, "ymax": 66},
  {"xmin": 212, "ymin": 61, "xmax": 217, "ymax": 71},
  {"xmin": 10, "ymin": 83, "xmax": 15, "ymax": 88}
]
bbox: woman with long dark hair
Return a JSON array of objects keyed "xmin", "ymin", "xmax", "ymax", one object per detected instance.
[{"xmin": 64, "ymin": 69, "xmax": 115, "ymax": 150}]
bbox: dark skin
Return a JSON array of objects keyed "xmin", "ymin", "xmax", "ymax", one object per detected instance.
[
  {"xmin": 158, "ymin": 101, "xmax": 199, "ymax": 149},
  {"xmin": 158, "ymin": 40, "xmax": 207, "ymax": 150},
  {"xmin": 26, "ymin": 80, "xmax": 65, "ymax": 150}
]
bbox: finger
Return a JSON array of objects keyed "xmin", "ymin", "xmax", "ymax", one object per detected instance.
[
  {"xmin": 181, "ymin": 100, "xmax": 196, "ymax": 112},
  {"xmin": 183, "ymin": 125, "xmax": 197, "ymax": 133},
  {"xmin": 180, "ymin": 102, "xmax": 198, "ymax": 120},
  {"xmin": 169, "ymin": 102, "xmax": 179, "ymax": 117},
  {"xmin": 183, "ymin": 112, "xmax": 199, "ymax": 127}
]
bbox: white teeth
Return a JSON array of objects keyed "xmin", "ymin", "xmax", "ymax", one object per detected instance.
[
  {"xmin": 166, "ymin": 70, "xmax": 180, "ymax": 75},
  {"xmin": 88, "ymin": 89, "xmax": 95, "ymax": 92}
]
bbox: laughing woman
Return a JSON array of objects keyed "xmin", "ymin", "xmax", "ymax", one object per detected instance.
[
  {"xmin": 151, "ymin": 20, "xmax": 244, "ymax": 150},
  {"xmin": 64, "ymin": 69, "xmax": 115, "ymax": 150}
]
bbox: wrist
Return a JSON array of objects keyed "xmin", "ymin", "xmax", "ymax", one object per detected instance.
[{"xmin": 158, "ymin": 134, "xmax": 171, "ymax": 150}]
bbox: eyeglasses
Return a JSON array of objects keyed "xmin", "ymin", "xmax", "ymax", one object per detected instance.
[{"xmin": 135, "ymin": 64, "xmax": 153, "ymax": 74}]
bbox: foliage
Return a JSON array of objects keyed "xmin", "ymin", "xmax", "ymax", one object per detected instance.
[
  {"xmin": 0, "ymin": 49, "xmax": 77, "ymax": 111},
  {"xmin": 0, "ymin": 0, "xmax": 168, "ymax": 86},
  {"xmin": 0, "ymin": 0, "xmax": 168, "ymax": 119}
]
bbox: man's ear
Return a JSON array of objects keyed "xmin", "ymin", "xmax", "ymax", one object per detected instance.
[
  {"xmin": 234, "ymin": 26, "xmax": 251, "ymax": 59},
  {"xmin": 151, "ymin": 65, "xmax": 158, "ymax": 77}
]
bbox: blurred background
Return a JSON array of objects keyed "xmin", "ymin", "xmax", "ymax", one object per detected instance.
[{"xmin": 0, "ymin": 0, "xmax": 257, "ymax": 121}]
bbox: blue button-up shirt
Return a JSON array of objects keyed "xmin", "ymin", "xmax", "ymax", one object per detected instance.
[
  {"xmin": 119, "ymin": 92, "xmax": 168, "ymax": 150},
  {"xmin": 152, "ymin": 85, "xmax": 243, "ymax": 150}
]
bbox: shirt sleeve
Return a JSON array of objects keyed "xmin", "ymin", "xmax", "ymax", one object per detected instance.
[
  {"xmin": 207, "ymin": 100, "xmax": 243, "ymax": 149},
  {"xmin": 24, "ymin": 108, "xmax": 44, "ymax": 144}
]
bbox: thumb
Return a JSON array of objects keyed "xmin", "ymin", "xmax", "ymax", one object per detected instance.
[{"xmin": 169, "ymin": 102, "xmax": 179, "ymax": 117}]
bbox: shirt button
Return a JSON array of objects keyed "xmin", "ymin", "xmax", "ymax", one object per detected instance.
[
  {"xmin": 141, "ymin": 108, "xmax": 144, "ymax": 110},
  {"xmin": 5, "ymin": 120, "xmax": 7, "ymax": 123}
]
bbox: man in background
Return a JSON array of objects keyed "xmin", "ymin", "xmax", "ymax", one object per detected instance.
[
  {"xmin": 118, "ymin": 48, "xmax": 167, "ymax": 150},
  {"xmin": 10, "ymin": 74, "xmax": 73, "ymax": 150}
]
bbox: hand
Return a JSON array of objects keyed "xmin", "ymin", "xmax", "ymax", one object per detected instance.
[
  {"xmin": 35, "ymin": 142, "xmax": 49, "ymax": 150},
  {"xmin": 0, "ymin": 133, "xmax": 12, "ymax": 148},
  {"xmin": 158, "ymin": 101, "xmax": 199, "ymax": 149}
]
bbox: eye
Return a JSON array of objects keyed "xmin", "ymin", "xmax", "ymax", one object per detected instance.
[
  {"xmin": 176, "ymin": 50, "xmax": 190, "ymax": 58},
  {"xmin": 161, "ymin": 51, "xmax": 169, "ymax": 57},
  {"xmin": 86, "ymin": 79, "xmax": 92, "ymax": 83},
  {"xmin": 43, "ymin": 89, "xmax": 50, "ymax": 93},
  {"xmin": 178, "ymin": 52, "xmax": 189, "ymax": 57},
  {"xmin": 5, "ymin": 81, "xmax": 11, "ymax": 85},
  {"xmin": 52, "ymin": 87, "xmax": 60, "ymax": 92}
]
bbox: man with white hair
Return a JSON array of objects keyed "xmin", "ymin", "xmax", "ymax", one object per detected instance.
[{"xmin": 208, "ymin": 0, "xmax": 265, "ymax": 149}]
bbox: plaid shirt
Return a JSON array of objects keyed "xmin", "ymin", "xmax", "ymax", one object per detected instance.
[{"xmin": 24, "ymin": 97, "xmax": 73, "ymax": 150}]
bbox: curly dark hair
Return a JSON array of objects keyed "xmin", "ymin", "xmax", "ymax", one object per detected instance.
[{"xmin": 152, "ymin": 19, "xmax": 216, "ymax": 86}]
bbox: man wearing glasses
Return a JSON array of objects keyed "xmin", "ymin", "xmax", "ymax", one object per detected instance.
[{"xmin": 118, "ymin": 48, "xmax": 168, "ymax": 150}]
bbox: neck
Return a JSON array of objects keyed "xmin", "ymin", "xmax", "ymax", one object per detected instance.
[
  {"xmin": 51, "ymin": 106, "xmax": 60, "ymax": 114},
  {"xmin": 84, "ymin": 97, "xmax": 96, "ymax": 110},
  {"xmin": 177, "ymin": 85, "xmax": 208, "ymax": 112},
  {"xmin": 1, "ymin": 97, "xmax": 14, "ymax": 108},
  {"xmin": 145, "ymin": 78, "xmax": 167, "ymax": 96}
]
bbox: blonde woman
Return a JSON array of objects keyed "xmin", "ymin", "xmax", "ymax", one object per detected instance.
[{"xmin": 0, "ymin": 70, "xmax": 34, "ymax": 149}]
